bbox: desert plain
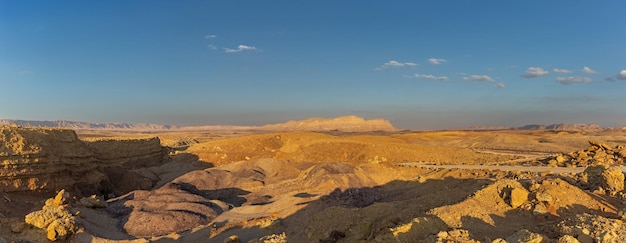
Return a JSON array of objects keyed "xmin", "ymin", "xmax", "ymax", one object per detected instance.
[{"xmin": 2, "ymin": 116, "xmax": 626, "ymax": 243}]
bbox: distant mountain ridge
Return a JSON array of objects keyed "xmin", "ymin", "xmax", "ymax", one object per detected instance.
[
  {"xmin": 517, "ymin": 123, "xmax": 604, "ymax": 131},
  {"xmin": 1, "ymin": 118, "xmax": 616, "ymax": 132},
  {"xmin": 0, "ymin": 116, "xmax": 398, "ymax": 132},
  {"xmin": 0, "ymin": 119, "xmax": 178, "ymax": 130},
  {"xmin": 456, "ymin": 123, "xmax": 608, "ymax": 131},
  {"xmin": 260, "ymin": 115, "xmax": 397, "ymax": 132}
]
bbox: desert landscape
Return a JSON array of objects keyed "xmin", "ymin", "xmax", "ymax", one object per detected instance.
[
  {"xmin": 1, "ymin": 116, "xmax": 626, "ymax": 243},
  {"xmin": 4, "ymin": 1, "xmax": 626, "ymax": 242}
]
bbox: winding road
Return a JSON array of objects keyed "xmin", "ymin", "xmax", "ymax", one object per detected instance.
[{"xmin": 398, "ymin": 162, "xmax": 626, "ymax": 174}]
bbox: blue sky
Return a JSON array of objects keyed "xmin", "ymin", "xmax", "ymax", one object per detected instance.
[{"xmin": 1, "ymin": 1, "xmax": 625, "ymax": 129}]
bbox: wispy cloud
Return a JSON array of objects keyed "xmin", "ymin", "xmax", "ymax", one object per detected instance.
[
  {"xmin": 224, "ymin": 45, "xmax": 257, "ymax": 53},
  {"xmin": 207, "ymin": 44, "xmax": 217, "ymax": 50},
  {"xmin": 463, "ymin": 75, "xmax": 495, "ymax": 82},
  {"xmin": 205, "ymin": 34, "xmax": 217, "ymax": 39},
  {"xmin": 522, "ymin": 67, "xmax": 549, "ymax": 78},
  {"xmin": 618, "ymin": 70, "xmax": 626, "ymax": 80},
  {"xmin": 556, "ymin": 76, "xmax": 592, "ymax": 84},
  {"xmin": 412, "ymin": 73, "xmax": 449, "ymax": 81},
  {"xmin": 582, "ymin": 66, "xmax": 597, "ymax": 74},
  {"xmin": 376, "ymin": 60, "xmax": 418, "ymax": 70},
  {"xmin": 496, "ymin": 83, "xmax": 505, "ymax": 89},
  {"xmin": 553, "ymin": 68, "xmax": 571, "ymax": 74},
  {"xmin": 428, "ymin": 58, "xmax": 447, "ymax": 65}
]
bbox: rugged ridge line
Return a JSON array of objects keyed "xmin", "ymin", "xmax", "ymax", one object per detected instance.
[
  {"xmin": 0, "ymin": 116, "xmax": 399, "ymax": 132},
  {"xmin": 260, "ymin": 115, "xmax": 398, "ymax": 132}
]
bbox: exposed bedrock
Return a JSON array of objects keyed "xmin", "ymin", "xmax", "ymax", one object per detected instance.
[
  {"xmin": 0, "ymin": 126, "xmax": 167, "ymax": 195},
  {"xmin": 86, "ymin": 138, "xmax": 168, "ymax": 169},
  {"xmin": 0, "ymin": 127, "xmax": 105, "ymax": 193}
]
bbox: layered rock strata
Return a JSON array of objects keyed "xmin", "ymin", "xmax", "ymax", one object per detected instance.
[
  {"xmin": 260, "ymin": 115, "xmax": 398, "ymax": 132},
  {"xmin": 85, "ymin": 138, "xmax": 167, "ymax": 169},
  {"xmin": 0, "ymin": 127, "xmax": 106, "ymax": 192}
]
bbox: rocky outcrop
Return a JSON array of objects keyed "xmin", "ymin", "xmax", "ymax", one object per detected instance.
[
  {"xmin": 0, "ymin": 126, "xmax": 106, "ymax": 193},
  {"xmin": 24, "ymin": 189, "xmax": 79, "ymax": 241},
  {"xmin": 577, "ymin": 165, "xmax": 625, "ymax": 195},
  {"xmin": 541, "ymin": 141, "xmax": 626, "ymax": 167},
  {"xmin": 86, "ymin": 138, "xmax": 167, "ymax": 168},
  {"xmin": 0, "ymin": 126, "xmax": 168, "ymax": 195},
  {"xmin": 260, "ymin": 116, "xmax": 398, "ymax": 132}
]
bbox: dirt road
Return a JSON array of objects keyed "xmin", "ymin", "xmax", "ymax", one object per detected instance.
[{"xmin": 398, "ymin": 162, "xmax": 626, "ymax": 174}]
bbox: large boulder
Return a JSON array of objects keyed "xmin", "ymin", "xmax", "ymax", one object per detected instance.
[
  {"xmin": 24, "ymin": 190, "xmax": 79, "ymax": 241},
  {"xmin": 601, "ymin": 166, "xmax": 625, "ymax": 195},
  {"xmin": 581, "ymin": 165, "xmax": 625, "ymax": 195}
]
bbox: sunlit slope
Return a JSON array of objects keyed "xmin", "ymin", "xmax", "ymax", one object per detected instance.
[{"xmin": 186, "ymin": 132, "xmax": 513, "ymax": 166}]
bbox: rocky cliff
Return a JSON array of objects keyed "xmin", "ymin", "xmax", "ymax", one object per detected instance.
[
  {"xmin": 85, "ymin": 138, "xmax": 167, "ymax": 169},
  {"xmin": 0, "ymin": 127, "xmax": 106, "ymax": 193},
  {"xmin": 260, "ymin": 116, "xmax": 398, "ymax": 132},
  {"xmin": 0, "ymin": 127, "xmax": 168, "ymax": 194}
]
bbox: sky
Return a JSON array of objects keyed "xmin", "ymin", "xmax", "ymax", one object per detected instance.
[{"xmin": 1, "ymin": 1, "xmax": 626, "ymax": 130}]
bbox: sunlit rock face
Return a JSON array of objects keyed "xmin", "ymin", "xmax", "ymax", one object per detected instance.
[{"xmin": 0, "ymin": 126, "xmax": 106, "ymax": 192}]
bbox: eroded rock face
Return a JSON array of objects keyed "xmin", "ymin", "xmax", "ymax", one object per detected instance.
[
  {"xmin": 1, "ymin": 126, "xmax": 169, "ymax": 195},
  {"xmin": 86, "ymin": 137, "xmax": 167, "ymax": 169},
  {"xmin": 0, "ymin": 127, "xmax": 106, "ymax": 192}
]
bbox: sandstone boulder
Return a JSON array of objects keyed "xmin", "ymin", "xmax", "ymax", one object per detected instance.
[
  {"xmin": 557, "ymin": 235, "xmax": 580, "ymax": 243},
  {"xmin": 509, "ymin": 187, "xmax": 529, "ymax": 208},
  {"xmin": 505, "ymin": 229, "xmax": 546, "ymax": 243},
  {"xmin": 24, "ymin": 190, "xmax": 79, "ymax": 241},
  {"xmin": 601, "ymin": 166, "xmax": 625, "ymax": 195}
]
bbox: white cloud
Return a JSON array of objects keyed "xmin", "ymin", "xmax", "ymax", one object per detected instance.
[
  {"xmin": 522, "ymin": 67, "xmax": 549, "ymax": 78},
  {"xmin": 428, "ymin": 58, "xmax": 447, "ymax": 65},
  {"xmin": 207, "ymin": 44, "xmax": 217, "ymax": 50},
  {"xmin": 496, "ymin": 83, "xmax": 505, "ymax": 89},
  {"xmin": 205, "ymin": 34, "xmax": 217, "ymax": 39},
  {"xmin": 224, "ymin": 44, "xmax": 257, "ymax": 53},
  {"xmin": 412, "ymin": 73, "xmax": 449, "ymax": 81},
  {"xmin": 553, "ymin": 68, "xmax": 571, "ymax": 74},
  {"xmin": 617, "ymin": 70, "xmax": 626, "ymax": 80},
  {"xmin": 556, "ymin": 76, "xmax": 592, "ymax": 84},
  {"xmin": 582, "ymin": 66, "xmax": 597, "ymax": 74},
  {"xmin": 463, "ymin": 75, "xmax": 495, "ymax": 82},
  {"xmin": 376, "ymin": 60, "xmax": 418, "ymax": 70}
]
